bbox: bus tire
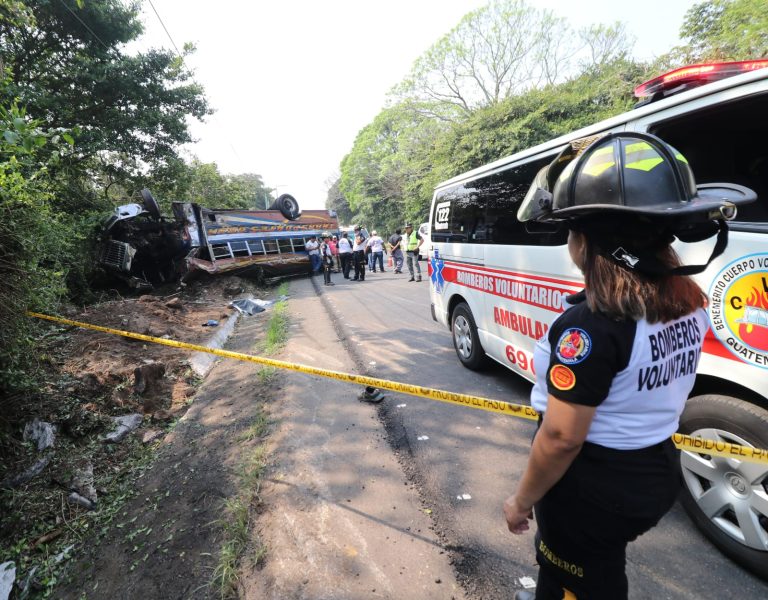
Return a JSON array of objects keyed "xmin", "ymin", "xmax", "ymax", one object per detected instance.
[
  {"xmin": 269, "ymin": 194, "xmax": 301, "ymax": 220},
  {"xmin": 451, "ymin": 303, "xmax": 489, "ymax": 371},
  {"xmin": 140, "ymin": 188, "xmax": 161, "ymax": 220},
  {"xmin": 677, "ymin": 394, "xmax": 768, "ymax": 580}
]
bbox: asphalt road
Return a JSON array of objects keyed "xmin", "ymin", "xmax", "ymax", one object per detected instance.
[{"xmin": 319, "ymin": 266, "xmax": 768, "ymax": 599}]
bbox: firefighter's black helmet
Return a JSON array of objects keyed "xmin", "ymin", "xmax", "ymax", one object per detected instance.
[{"xmin": 518, "ymin": 132, "xmax": 755, "ymax": 224}]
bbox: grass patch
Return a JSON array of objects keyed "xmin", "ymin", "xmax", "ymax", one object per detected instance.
[
  {"xmin": 210, "ymin": 443, "xmax": 268, "ymax": 599},
  {"xmin": 236, "ymin": 412, "xmax": 270, "ymax": 443},
  {"xmin": 0, "ymin": 435, "xmax": 160, "ymax": 599},
  {"xmin": 263, "ymin": 302, "xmax": 288, "ymax": 354},
  {"xmin": 255, "ymin": 366, "xmax": 278, "ymax": 385}
]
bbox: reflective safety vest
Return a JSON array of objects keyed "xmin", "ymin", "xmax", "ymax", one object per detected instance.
[{"xmin": 405, "ymin": 230, "xmax": 420, "ymax": 251}]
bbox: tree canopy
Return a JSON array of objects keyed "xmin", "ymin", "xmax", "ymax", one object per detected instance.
[
  {"xmin": 679, "ymin": 0, "xmax": 768, "ymax": 61},
  {"xmin": 0, "ymin": 0, "xmax": 271, "ymax": 395},
  {"xmin": 333, "ymin": 0, "xmax": 765, "ymax": 236}
]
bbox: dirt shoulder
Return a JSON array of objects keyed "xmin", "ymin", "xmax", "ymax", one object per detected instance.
[
  {"xmin": 0, "ymin": 275, "xmax": 275, "ymax": 599},
  {"xmin": 3, "ymin": 274, "xmax": 464, "ymax": 599},
  {"xmin": 54, "ymin": 289, "xmax": 274, "ymax": 599},
  {"xmin": 240, "ymin": 278, "xmax": 464, "ymax": 600}
]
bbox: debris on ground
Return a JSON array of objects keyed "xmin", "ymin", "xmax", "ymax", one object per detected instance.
[
  {"xmin": 360, "ymin": 386, "xmax": 386, "ymax": 403},
  {"xmin": 230, "ymin": 297, "xmax": 266, "ymax": 315},
  {"xmin": 0, "ymin": 562, "xmax": 15, "ymax": 600},
  {"xmin": 22, "ymin": 419, "xmax": 56, "ymax": 451},
  {"xmin": 104, "ymin": 413, "xmax": 143, "ymax": 443}
]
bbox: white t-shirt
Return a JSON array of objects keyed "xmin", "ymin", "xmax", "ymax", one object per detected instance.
[
  {"xmin": 337, "ymin": 237, "xmax": 352, "ymax": 253},
  {"xmin": 530, "ymin": 292, "xmax": 707, "ymax": 449},
  {"xmin": 305, "ymin": 239, "xmax": 320, "ymax": 255},
  {"xmin": 367, "ymin": 235, "xmax": 384, "ymax": 253},
  {"xmin": 352, "ymin": 234, "xmax": 367, "ymax": 252}
]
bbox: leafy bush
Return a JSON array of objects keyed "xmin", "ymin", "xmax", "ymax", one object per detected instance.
[{"xmin": 0, "ymin": 103, "xmax": 72, "ymax": 394}]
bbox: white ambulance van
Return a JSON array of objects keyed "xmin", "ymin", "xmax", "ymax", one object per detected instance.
[{"xmin": 428, "ymin": 60, "xmax": 768, "ymax": 579}]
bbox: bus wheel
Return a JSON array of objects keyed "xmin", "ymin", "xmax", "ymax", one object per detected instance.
[
  {"xmin": 451, "ymin": 303, "xmax": 489, "ymax": 371},
  {"xmin": 269, "ymin": 194, "xmax": 301, "ymax": 220},
  {"xmin": 678, "ymin": 394, "xmax": 768, "ymax": 580}
]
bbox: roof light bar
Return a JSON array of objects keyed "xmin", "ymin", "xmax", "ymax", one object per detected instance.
[{"xmin": 634, "ymin": 59, "xmax": 768, "ymax": 99}]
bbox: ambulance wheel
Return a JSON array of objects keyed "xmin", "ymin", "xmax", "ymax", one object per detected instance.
[
  {"xmin": 451, "ymin": 303, "xmax": 489, "ymax": 371},
  {"xmin": 678, "ymin": 394, "xmax": 768, "ymax": 580}
]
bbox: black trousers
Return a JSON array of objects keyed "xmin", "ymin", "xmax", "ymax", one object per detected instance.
[
  {"xmin": 340, "ymin": 253, "xmax": 352, "ymax": 278},
  {"xmin": 532, "ymin": 437, "xmax": 680, "ymax": 600},
  {"xmin": 323, "ymin": 262, "xmax": 332, "ymax": 284},
  {"xmin": 352, "ymin": 250, "xmax": 366, "ymax": 280}
]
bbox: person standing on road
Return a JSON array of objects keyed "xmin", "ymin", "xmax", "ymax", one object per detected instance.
[
  {"xmin": 351, "ymin": 225, "xmax": 367, "ymax": 281},
  {"xmin": 329, "ymin": 235, "xmax": 340, "ymax": 272},
  {"xmin": 403, "ymin": 223, "xmax": 422, "ymax": 282},
  {"xmin": 368, "ymin": 230, "xmax": 386, "ymax": 273},
  {"xmin": 320, "ymin": 232, "xmax": 335, "ymax": 286},
  {"xmin": 503, "ymin": 133, "xmax": 755, "ymax": 600},
  {"xmin": 305, "ymin": 235, "xmax": 321, "ymax": 275},
  {"xmin": 337, "ymin": 232, "xmax": 353, "ymax": 279},
  {"xmin": 388, "ymin": 229, "xmax": 404, "ymax": 274}
]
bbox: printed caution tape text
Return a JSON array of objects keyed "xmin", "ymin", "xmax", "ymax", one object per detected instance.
[{"xmin": 27, "ymin": 311, "xmax": 768, "ymax": 465}]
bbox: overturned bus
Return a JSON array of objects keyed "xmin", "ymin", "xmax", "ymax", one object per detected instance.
[{"xmin": 97, "ymin": 190, "xmax": 339, "ymax": 289}]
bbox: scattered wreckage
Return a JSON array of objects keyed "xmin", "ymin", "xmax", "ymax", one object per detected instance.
[{"xmin": 97, "ymin": 190, "xmax": 340, "ymax": 289}]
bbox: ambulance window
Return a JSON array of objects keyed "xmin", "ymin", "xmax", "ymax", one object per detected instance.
[
  {"xmin": 448, "ymin": 187, "xmax": 485, "ymax": 243},
  {"xmin": 484, "ymin": 156, "xmax": 566, "ymax": 246},
  {"xmin": 650, "ymin": 93, "xmax": 768, "ymax": 228}
]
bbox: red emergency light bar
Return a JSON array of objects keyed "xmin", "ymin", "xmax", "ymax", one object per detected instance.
[{"xmin": 634, "ymin": 59, "xmax": 768, "ymax": 99}]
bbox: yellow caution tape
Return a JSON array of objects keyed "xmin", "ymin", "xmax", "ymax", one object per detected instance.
[
  {"xmin": 671, "ymin": 433, "xmax": 768, "ymax": 464},
  {"xmin": 26, "ymin": 311, "xmax": 539, "ymax": 421},
  {"xmin": 27, "ymin": 311, "xmax": 768, "ymax": 464}
]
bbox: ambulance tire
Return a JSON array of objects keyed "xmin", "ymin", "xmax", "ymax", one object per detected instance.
[
  {"xmin": 451, "ymin": 303, "xmax": 489, "ymax": 371},
  {"xmin": 269, "ymin": 194, "xmax": 301, "ymax": 220},
  {"xmin": 677, "ymin": 394, "xmax": 768, "ymax": 580}
]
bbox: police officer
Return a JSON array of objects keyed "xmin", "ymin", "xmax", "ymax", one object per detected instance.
[
  {"xmin": 403, "ymin": 223, "xmax": 422, "ymax": 282},
  {"xmin": 503, "ymin": 132, "xmax": 756, "ymax": 600}
]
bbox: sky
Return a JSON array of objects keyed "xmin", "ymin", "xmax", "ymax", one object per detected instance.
[{"xmin": 133, "ymin": 0, "xmax": 697, "ymax": 209}]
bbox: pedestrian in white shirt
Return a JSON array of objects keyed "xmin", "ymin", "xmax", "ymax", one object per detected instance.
[
  {"xmin": 351, "ymin": 226, "xmax": 367, "ymax": 281},
  {"xmin": 367, "ymin": 231, "xmax": 386, "ymax": 272},
  {"xmin": 337, "ymin": 232, "xmax": 353, "ymax": 279},
  {"xmin": 305, "ymin": 236, "xmax": 321, "ymax": 275}
]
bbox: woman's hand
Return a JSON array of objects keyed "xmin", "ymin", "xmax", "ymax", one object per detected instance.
[{"xmin": 503, "ymin": 495, "xmax": 533, "ymax": 534}]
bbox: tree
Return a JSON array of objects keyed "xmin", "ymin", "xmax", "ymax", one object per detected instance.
[
  {"xmin": 657, "ymin": 0, "xmax": 768, "ymax": 68},
  {"xmin": 679, "ymin": 0, "xmax": 768, "ymax": 61},
  {"xmin": 325, "ymin": 177, "xmax": 355, "ymax": 226},
  {"xmin": 391, "ymin": 0, "xmax": 579, "ymax": 119},
  {"xmin": 339, "ymin": 103, "xmax": 449, "ymax": 233},
  {"xmin": 0, "ymin": 0, "xmax": 211, "ymax": 211}
]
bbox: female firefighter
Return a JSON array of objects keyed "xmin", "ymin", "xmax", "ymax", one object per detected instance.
[{"xmin": 503, "ymin": 132, "xmax": 756, "ymax": 600}]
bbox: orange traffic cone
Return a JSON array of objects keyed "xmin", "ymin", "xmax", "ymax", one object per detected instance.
[{"xmin": 387, "ymin": 255, "xmax": 393, "ymax": 267}]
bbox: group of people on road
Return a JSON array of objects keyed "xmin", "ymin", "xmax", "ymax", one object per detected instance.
[{"xmin": 307, "ymin": 223, "xmax": 425, "ymax": 285}]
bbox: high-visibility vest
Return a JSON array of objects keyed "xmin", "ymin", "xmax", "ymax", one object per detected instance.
[{"xmin": 405, "ymin": 230, "xmax": 420, "ymax": 251}]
